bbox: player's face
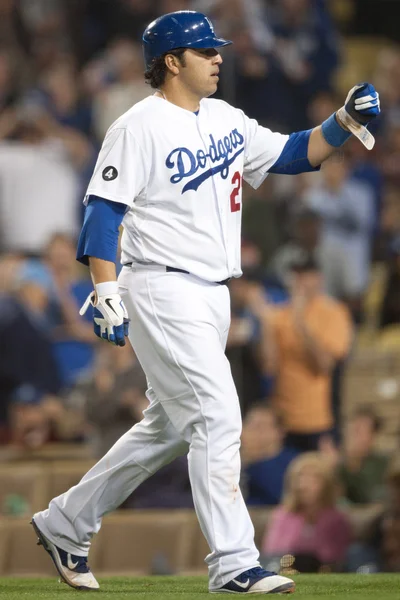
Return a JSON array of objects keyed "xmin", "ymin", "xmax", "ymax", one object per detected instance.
[{"xmin": 180, "ymin": 48, "xmax": 223, "ymax": 98}]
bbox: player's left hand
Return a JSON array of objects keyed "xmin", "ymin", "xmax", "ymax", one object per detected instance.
[
  {"xmin": 80, "ymin": 290, "xmax": 130, "ymax": 346},
  {"xmin": 344, "ymin": 82, "xmax": 380, "ymax": 125}
]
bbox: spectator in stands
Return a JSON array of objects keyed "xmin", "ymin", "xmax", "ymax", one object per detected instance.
[
  {"xmin": 246, "ymin": 255, "xmax": 353, "ymax": 452},
  {"xmin": 376, "ymin": 185, "xmax": 400, "ymax": 262},
  {"xmin": 78, "ymin": 341, "xmax": 194, "ymax": 509},
  {"xmin": 377, "ymin": 458, "xmax": 400, "ymax": 572},
  {"xmin": 44, "ymin": 232, "xmax": 96, "ymax": 389},
  {"xmin": 270, "ymin": 209, "xmax": 321, "ymax": 288},
  {"xmin": 0, "ymin": 99, "xmax": 91, "ymax": 255},
  {"xmin": 261, "ymin": 452, "xmax": 352, "ymax": 572},
  {"xmin": 302, "ymin": 155, "xmax": 375, "ymax": 322},
  {"xmin": 232, "ymin": 26, "xmax": 274, "ymax": 125},
  {"xmin": 308, "ymin": 91, "xmax": 383, "ymax": 241},
  {"xmin": 241, "ymin": 403, "xmax": 298, "ymax": 506},
  {"xmin": 307, "ymin": 88, "xmax": 339, "ymax": 126},
  {"xmin": 0, "ymin": 253, "xmax": 24, "ymax": 292},
  {"xmin": 15, "ymin": 1, "xmax": 74, "ymax": 77},
  {"xmin": 81, "ymin": 343, "xmax": 148, "ymax": 457},
  {"xmin": 92, "ymin": 39, "xmax": 149, "ymax": 141},
  {"xmin": 337, "ymin": 407, "xmax": 389, "ymax": 505},
  {"xmin": 0, "ymin": 48, "xmax": 19, "ymax": 112},
  {"xmin": 377, "ymin": 236, "xmax": 400, "ymax": 331},
  {"xmin": 242, "ymin": 180, "xmax": 286, "ymax": 270},
  {"xmin": 269, "ymin": 207, "xmax": 354, "ymax": 303},
  {"xmin": 227, "ymin": 254, "xmax": 267, "ymax": 413},
  {"xmin": 0, "ymin": 259, "xmax": 64, "ymax": 445},
  {"xmin": 342, "ymin": 137, "xmax": 383, "ymax": 243},
  {"xmin": 38, "ymin": 59, "xmax": 94, "ymax": 139},
  {"xmin": 269, "ymin": 207, "xmax": 355, "ymax": 445},
  {"xmin": 0, "ymin": 3, "xmax": 31, "ymax": 88},
  {"xmin": 373, "ymin": 46, "xmax": 400, "ymax": 134},
  {"xmin": 257, "ymin": 0, "xmax": 340, "ymax": 131},
  {"xmin": 121, "ymin": 451, "xmax": 194, "ymax": 510},
  {"xmin": 84, "ymin": 0, "xmax": 161, "ymax": 47},
  {"xmin": 346, "ymin": 456, "xmax": 400, "ymax": 573}
]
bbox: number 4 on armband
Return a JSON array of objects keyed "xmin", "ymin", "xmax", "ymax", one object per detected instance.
[{"xmin": 230, "ymin": 171, "xmax": 242, "ymax": 213}]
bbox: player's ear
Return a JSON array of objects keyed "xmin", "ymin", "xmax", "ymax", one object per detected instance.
[{"xmin": 165, "ymin": 53, "xmax": 181, "ymax": 75}]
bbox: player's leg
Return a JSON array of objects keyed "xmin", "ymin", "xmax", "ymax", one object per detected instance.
[
  {"xmin": 32, "ymin": 394, "xmax": 188, "ymax": 588},
  {"xmin": 121, "ymin": 267, "xmax": 292, "ymax": 592}
]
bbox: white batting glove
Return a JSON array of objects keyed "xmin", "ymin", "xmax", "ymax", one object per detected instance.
[
  {"xmin": 336, "ymin": 82, "xmax": 380, "ymax": 150},
  {"xmin": 80, "ymin": 281, "xmax": 130, "ymax": 346}
]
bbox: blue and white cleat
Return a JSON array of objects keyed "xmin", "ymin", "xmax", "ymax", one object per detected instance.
[
  {"xmin": 211, "ymin": 567, "xmax": 295, "ymax": 594},
  {"xmin": 31, "ymin": 518, "xmax": 99, "ymax": 591}
]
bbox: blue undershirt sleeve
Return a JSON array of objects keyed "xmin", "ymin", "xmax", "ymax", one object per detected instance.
[
  {"xmin": 269, "ymin": 129, "xmax": 321, "ymax": 175},
  {"xmin": 76, "ymin": 195, "xmax": 127, "ymax": 266}
]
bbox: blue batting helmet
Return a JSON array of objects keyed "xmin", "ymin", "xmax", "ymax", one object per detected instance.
[{"xmin": 142, "ymin": 11, "xmax": 232, "ymax": 70}]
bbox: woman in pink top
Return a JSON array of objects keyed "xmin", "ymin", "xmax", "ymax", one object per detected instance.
[{"xmin": 262, "ymin": 452, "xmax": 352, "ymax": 569}]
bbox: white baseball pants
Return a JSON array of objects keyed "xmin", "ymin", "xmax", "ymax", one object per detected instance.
[{"xmin": 33, "ymin": 265, "xmax": 259, "ymax": 589}]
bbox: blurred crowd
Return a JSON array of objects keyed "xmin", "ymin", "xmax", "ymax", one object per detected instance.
[{"xmin": 1, "ymin": 0, "xmax": 400, "ymax": 575}]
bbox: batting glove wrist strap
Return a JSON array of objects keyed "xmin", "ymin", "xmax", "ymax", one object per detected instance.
[
  {"xmin": 95, "ymin": 280, "xmax": 119, "ymax": 296},
  {"xmin": 321, "ymin": 113, "xmax": 352, "ymax": 148},
  {"xmin": 335, "ymin": 82, "xmax": 380, "ymax": 150},
  {"xmin": 80, "ymin": 282, "xmax": 130, "ymax": 346}
]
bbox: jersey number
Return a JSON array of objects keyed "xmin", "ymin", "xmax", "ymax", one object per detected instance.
[{"xmin": 230, "ymin": 171, "xmax": 242, "ymax": 213}]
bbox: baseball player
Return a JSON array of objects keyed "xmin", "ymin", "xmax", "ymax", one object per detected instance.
[{"xmin": 31, "ymin": 10, "xmax": 380, "ymax": 595}]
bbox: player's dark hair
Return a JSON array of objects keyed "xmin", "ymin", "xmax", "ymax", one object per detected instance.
[{"xmin": 144, "ymin": 48, "xmax": 187, "ymax": 89}]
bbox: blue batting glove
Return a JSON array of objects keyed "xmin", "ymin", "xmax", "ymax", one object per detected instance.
[
  {"xmin": 344, "ymin": 82, "xmax": 380, "ymax": 126},
  {"xmin": 335, "ymin": 82, "xmax": 381, "ymax": 150},
  {"xmin": 80, "ymin": 282, "xmax": 130, "ymax": 347}
]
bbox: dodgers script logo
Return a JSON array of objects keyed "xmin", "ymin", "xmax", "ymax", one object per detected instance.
[{"xmin": 166, "ymin": 129, "xmax": 244, "ymax": 194}]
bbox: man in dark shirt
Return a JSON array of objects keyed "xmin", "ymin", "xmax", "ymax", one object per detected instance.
[
  {"xmin": 0, "ymin": 260, "xmax": 62, "ymax": 442},
  {"xmin": 241, "ymin": 403, "xmax": 298, "ymax": 506}
]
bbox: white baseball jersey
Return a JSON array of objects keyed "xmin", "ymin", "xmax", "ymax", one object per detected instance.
[{"xmin": 85, "ymin": 95, "xmax": 288, "ymax": 282}]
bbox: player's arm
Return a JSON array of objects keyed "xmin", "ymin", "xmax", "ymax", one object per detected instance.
[
  {"xmin": 269, "ymin": 83, "xmax": 380, "ymax": 174},
  {"xmin": 75, "ymin": 126, "xmax": 146, "ymax": 346},
  {"xmin": 77, "ymin": 196, "xmax": 129, "ymax": 346},
  {"xmin": 88, "ymin": 257, "xmax": 118, "ymax": 285}
]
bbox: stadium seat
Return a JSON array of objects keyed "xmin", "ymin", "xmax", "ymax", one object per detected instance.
[
  {"xmin": 0, "ymin": 518, "xmax": 7, "ymax": 575},
  {"xmin": 4, "ymin": 518, "xmax": 55, "ymax": 576},
  {"xmin": 342, "ymin": 348, "xmax": 400, "ymax": 453},
  {"xmin": 184, "ymin": 511, "xmax": 209, "ymax": 574},
  {"xmin": 377, "ymin": 325, "xmax": 400, "ymax": 350},
  {"xmin": 184, "ymin": 507, "xmax": 272, "ymax": 574},
  {"xmin": 0, "ymin": 505, "xmax": 386, "ymax": 575},
  {"xmin": 0, "ymin": 463, "xmax": 49, "ymax": 517},
  {"xmin": 96, "ymin": 510, "xmax": 195, "ymax": 575},
  {"xmin": 45, "ymin": 459, "xmax": 97, "ymax": 505},
  {"xmin": 3, "ymin": 517, "xmax": 102, "ymax": 576}
]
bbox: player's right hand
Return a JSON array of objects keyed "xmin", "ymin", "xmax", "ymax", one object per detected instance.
[
  {"xmin": 80, "ymin": 290, "xmax": 130, "ymax": 346},
  {"xmin": 343, "ymin": 82, "xmax": 380, "ymax": 126},
  {"xmin": 336, "ymin": 82, "xmax": 380, "ymax": 150}
]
